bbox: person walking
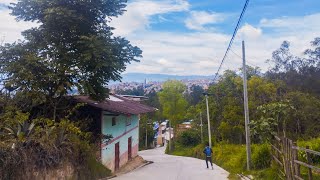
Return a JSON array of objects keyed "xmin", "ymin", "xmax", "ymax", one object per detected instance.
[{"xmin": 203, "ymin": 143, "xmax": 213, "ymax": 169}]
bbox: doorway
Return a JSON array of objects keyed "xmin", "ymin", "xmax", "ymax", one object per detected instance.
[
  {"xmin": 128, "ymin": 137, "xmax": 132, "ymax": 160},
  {"xmin": 115, "ymin": 142, "xmax": 120, "ymax": 171}
]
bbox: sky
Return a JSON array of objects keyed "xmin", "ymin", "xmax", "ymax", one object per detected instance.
[{"xmin": 1, "ymin": 0, "xmax": 320, "ymax": 76}]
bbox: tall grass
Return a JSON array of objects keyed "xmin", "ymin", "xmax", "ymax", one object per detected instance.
[
  {"xmin": 169, "ymin": 138, "xmax": 320, "ymax": 179},
  {"xmin": 169, "ymin": 142, "xmax": 275, "ymax": 179}
]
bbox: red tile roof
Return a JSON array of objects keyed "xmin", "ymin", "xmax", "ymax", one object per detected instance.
[{"xmin": 72, "ymin": 95, "xmax": 156, "ymax": 115}]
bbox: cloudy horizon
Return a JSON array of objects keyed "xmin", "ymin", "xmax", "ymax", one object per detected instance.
[{"xmin": 1, "ymin": 0, "xmax": 319, "ymax": 76}]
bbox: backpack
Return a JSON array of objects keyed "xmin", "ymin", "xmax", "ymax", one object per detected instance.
[{"xmin": 204, "ymin": 147, "xmax": 211, "ymax": 156}]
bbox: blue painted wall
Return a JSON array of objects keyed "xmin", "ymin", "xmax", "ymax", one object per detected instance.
[{"xmin": 101, "ymin": 111, "xmax": 139, "ymax": 170}]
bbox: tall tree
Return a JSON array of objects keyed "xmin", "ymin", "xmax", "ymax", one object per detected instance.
[
  {"xmin": 158, "ymin": 80, "xmax": 188, "ymax": 124},
  {"xmin": 186, "ymin": 84, "xmax": 204, "ymax": 106},
  {"xmin": 158, "ymin": 80, "xmax": 188, "ymax": 150},
  {"xmin": 0, "ymin": 0, "xmax": 142, "ymax": 105},
  {"xmin": 266, "ymin": 39, "xmax": 320, "ymax": 95}
]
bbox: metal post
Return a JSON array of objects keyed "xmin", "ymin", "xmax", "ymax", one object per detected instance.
[
  {"xmin": 200, "ymin": 112, "xmax": 203, "ymax": 143},
  {"xmin": 205, "ymin": 95, "xmax": 212, "ymax": 148},
  {"xmin": 242, "ymin": 40, "xmax": 251, "ymax": 170}
]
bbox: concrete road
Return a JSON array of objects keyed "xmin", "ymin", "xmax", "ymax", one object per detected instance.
[{"xmin": 113, "ymin": 146, "xmax": 229, "ymax": 180}]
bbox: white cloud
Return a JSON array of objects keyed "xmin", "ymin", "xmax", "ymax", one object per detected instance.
[
  {"xmin": 124, "ymin": 12, "xmax": 320, "ymax": 75},
  {"xmin": 184, "ymin": 11, "xmax": 225, "ymax": 31},
  {"xmin": 260, "ymin": 13, "xmax": 320, "ymax": 31},
  {"xmin": 230, "ymin": 14, "xmax": 320, "ymax": 72},
  {"xmin": 1, "ymin": 0, "xmax": 320, "ymax": 76},
  {"xmin": 109, "ymin": 0, "xmax": 189, "ymax": 36},
  {"xmin": 0, "ymin": 9, "xmax": 37, "ymax": 43},
  {"xmin": 0, "ymin": 0, "xmax": 17, "ymax": 6},
  {"xmin": 123, "ymin": 31, "xmax": 231, "ymax": 75},
  {"xmin": 238, "ymin": 23, "xmax": 262, "ymax": 39}
]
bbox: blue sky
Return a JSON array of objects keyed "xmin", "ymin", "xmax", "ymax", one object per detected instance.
[{"xmin": 1, "ymin": 0, "xmax": 320, "ymax": 75}]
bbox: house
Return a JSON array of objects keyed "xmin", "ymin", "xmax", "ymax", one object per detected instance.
[
  {"xmin": 177, "ymin": 120, "xmax": 193, "ymax": 134},
  {"xmin": 73, "ymin": 94, "xmax": 156, "ymax": 172},
  {"xmin": 156, "ymin": 120, "xmax": 174, "ymax": 146}
]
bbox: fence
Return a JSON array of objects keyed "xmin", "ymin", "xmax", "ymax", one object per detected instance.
[{"xmin": 271, "ymin": 136, "xmax": 320, "ymax": 180}]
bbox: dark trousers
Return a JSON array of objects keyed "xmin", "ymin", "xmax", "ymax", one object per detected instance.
[{"xmin": 205, "ymin": 156, "xmax": 213, "ymax": 168}]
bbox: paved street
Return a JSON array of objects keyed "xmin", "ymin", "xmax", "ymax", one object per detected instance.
[{"xmin": 113, "ymin": 146, "xmax": 229, "ymax": 180}]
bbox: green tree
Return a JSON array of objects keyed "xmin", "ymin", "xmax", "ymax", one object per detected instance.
[
  {"xmin": 284, "ymin": 92, "xmax": 320, "ymax": 138},
  {"xmin": 266, "ymin": 39, "xmax": 320, "ymax": 95},
  {"xmin": 186, "ymin": 85, "xmax": 204, "ymax": 106},
  {"xmin": 158, "ymin": 80, "xmax": 188, "ymax": 123},
  {"xmin": 158, "ymin": 80, "xmax": 188, "ymax": 151},
  {"xmin": 0, "ymin": 0, "xmax": 142, "ymax": 106},
  {"xmin": 251, "ymin": 101, "xmax": 294, "ymax": 143}
]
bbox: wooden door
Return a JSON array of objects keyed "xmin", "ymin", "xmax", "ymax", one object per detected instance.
[
  {"xmin": 128, "ymin": 137, "xmax": 132, "ymax": 160},
  {"xmin": 115, "ymin": 142, "xmax": 120, "ymax": 171}
]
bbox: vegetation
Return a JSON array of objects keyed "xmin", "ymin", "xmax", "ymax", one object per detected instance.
[
  {"xmin": 0, "ymin": 0, "xmax": 141, "ymax": 102},
  {"xmin": 163, "ymin": 37, "xmax": 320, "ymax": 178},
  {"xmin": 115, "ymin": 37, "xmax": 320, "ymax": 178},
  {"xmin": 0, "ymin": 0, "xmax": 139, "ymax": 179},
  {"xmin": 177, "ymin": 129, "xmax": 201, "ymax": 147},
  {"xmin": 158, "ymin": 80, "xmax": 188, "ymax": 151},
  {"xmin": 138, "ymin": 114, "xmax": 156, "ymax": 150},
  {"xmin": 0, "ymin": 108, "xmax": 112, "ymax": 179}
]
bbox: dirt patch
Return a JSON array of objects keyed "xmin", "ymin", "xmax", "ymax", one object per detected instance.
[{"xmin": 115, "ymin": 155, "xmax": 149, "ymax": 176}]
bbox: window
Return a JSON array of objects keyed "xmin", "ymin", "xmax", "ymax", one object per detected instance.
[
  {"xmin": 112, "ymin": 117, "xmax": 116, "ymax": 126},
  {"xmin": 126, "ymin": 116, "xmax": 131, "ymax": 126}
]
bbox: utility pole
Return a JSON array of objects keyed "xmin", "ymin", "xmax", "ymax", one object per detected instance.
[
  {"xmin": 200, "ymin": 112, "xmax": 203, "ymax": 143},
  {"xmin": 242, "ymin": 40, "xmax": 251, "ymax": 171},
  {"xmin": 145, "ymin": 120, "xmax": 148, "ymax": 149},
  {"xmin": 205, "ymin": 94, "xmax": 212, "ymax": 148},
  {"xmin": 168, "ymin": 120, "xmax": 172, "ymax": 152}
]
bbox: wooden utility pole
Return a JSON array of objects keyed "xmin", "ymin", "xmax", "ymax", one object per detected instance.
[
  {"xmin": 200, "ymin": 112, "xmax": 203, "ymax": 143},
  {"xmin": 205, "ymin": 94, "xmax": 212, "ymax": 148},
  {"xmin": 145, "ymin": 120, "xmax": 148, "ymax": 149},
  {"xmin": 242, "ymin": 40, "xmax": 251, "ymax": 170},
  {"xmin": 168, "ymin": 120, "xmax": 172, "ymax": 152}
]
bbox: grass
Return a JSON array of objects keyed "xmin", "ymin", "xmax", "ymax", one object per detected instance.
[
  {"xmin": 168, "ymin": 142, "xmax": 276, "ymax": 179},
  {"xmin": 168, "ymin": 138, "xmax": 320, "ymax": 179}
]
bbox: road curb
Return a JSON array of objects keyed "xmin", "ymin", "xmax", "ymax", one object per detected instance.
[
  {"xmin": 107, "ymin": 161, "xmax": 154, "ymax": 179},
  {"xmin": 130, "ymin": 160, "xmax": 154, "ymax": 172}
]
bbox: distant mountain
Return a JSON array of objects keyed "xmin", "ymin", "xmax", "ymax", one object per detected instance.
[{"xmin": 115, "ymin": 73, "xmax": 214, "ymax": 83}]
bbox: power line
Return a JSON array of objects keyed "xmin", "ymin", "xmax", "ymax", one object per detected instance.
[
  {"xmin": 212, "ymin": 0, "xmax": 250, "ymax": 82},
  {"xmin": 229, "ymin": 48, "xmax": 259, "ymax": 67}
]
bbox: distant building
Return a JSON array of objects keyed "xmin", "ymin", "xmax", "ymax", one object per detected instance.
[
  {"xmin": 156, "ymin": 120, "xmax": 174, "ymax": 146},
  {"xmin": 73, "ymin": 94, "xmax": 156, "ymax": 172},
  {"xmin": 177, "ymin": 121, "xmax": 193, "ymax": 135}
]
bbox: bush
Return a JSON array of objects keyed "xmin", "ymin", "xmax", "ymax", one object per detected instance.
[
  {"xmin": 251, "ymin": 143, "xmax": 271, "ymax": 170},
  {"xmin": 0, "ymin": 110, "xmax": 112, "ymax": 180},
  {"xmin": 297, "ymin": 138, "xmax": 320, "ymax": 163},
  {"xmin": 212, "ymin": 143, "xmax": 247, "ymax": 173},
  {"xmin": 177, "ymin": 130, "xmax": 201, "ymax": 147}
]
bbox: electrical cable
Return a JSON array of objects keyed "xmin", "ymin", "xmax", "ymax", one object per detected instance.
[{"xmin": 212, "ymin": 0, "xmax": 250, "ymax": 82}]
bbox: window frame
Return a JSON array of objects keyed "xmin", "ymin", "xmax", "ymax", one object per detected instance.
[
  {"xmin": 112, "ymin": 117, "xmax": 116, "ymax": 126},
  {"xmin": 126, "ymin": 116, "xmax": 131, "ymax": 126}
]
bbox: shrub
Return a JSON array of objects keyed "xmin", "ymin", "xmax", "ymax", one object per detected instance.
[
  {"xmin": 252, "ymin": 143, "xmax": 271, "ymax": 170},
  {"xmin": 297, "ymin": 138, "xmax": 320, "ymax": 163},
  {"xmin": 177, "ymin": 129, "xmax": 201, "ymax": 147},
  {"xmin": 213, "ymin": 143, "xmax": 247, "ymax": 173},
  {"xmin": 0, "ymin": 110, "xmax": 112, "ymax": 180}
]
